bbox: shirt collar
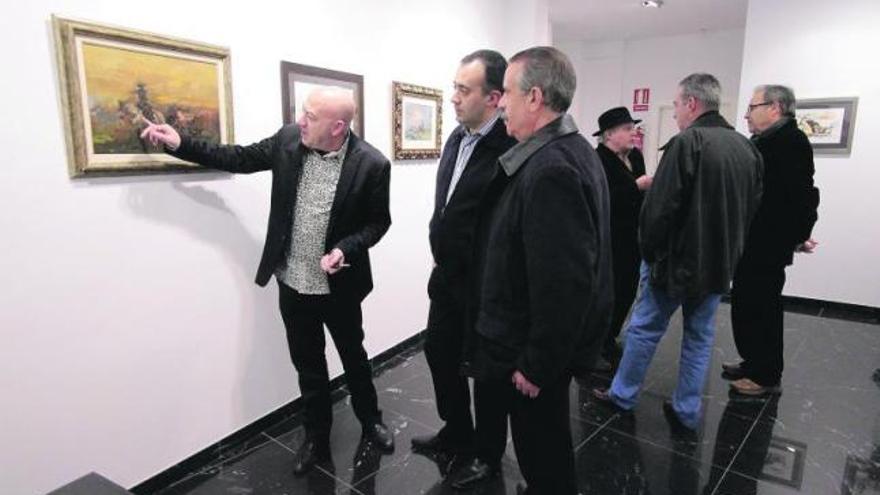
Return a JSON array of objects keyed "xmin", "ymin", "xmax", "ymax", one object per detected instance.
[
  {"xmin": 499, "ymin": 113, "xmax": 579, "ymax": 176},
  {"xmin": 465, "ymin": 112, "xmax": 501, "ymax": 139},
  {"xmin": 312, "ymin": 131, "xmax": 350, "ymax": 162}
]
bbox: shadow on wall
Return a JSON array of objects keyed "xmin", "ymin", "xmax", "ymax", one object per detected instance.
[{"xmin": 124, "ymin": 179, "xmax": 296, "ymax": 427}]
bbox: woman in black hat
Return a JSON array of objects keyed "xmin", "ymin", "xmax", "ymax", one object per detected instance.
[{"xmin": 592, "ymin": 107, "xmax": 653, "ymax": 371}]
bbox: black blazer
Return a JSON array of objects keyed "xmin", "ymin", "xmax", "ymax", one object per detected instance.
[
  {"xmin": 596, "ymin": 143, "xmax": 646, "ymax": 257},
  {"xmin": 745, "ymin": 118, "xmax": 819, "ymax": 266},
  {"xmin": 170, "ymin": 125, "xmax": 391, "ymax": 302},
  {"xmin": 428, "ymin": 119, "xmax": 516, "ymax": 295}
]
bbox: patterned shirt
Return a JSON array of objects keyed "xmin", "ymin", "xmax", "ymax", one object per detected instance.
[{"xmin": 275, "ymin": 134, "xmax": 349, "ymax": 294}]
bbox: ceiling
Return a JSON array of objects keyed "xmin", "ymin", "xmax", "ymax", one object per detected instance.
[{"xmin": 550, "ymin": 0, "xmax": 749, "ymax": 42}]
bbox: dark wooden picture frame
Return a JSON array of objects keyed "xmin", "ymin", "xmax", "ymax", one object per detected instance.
[
  {"xmin": 795, "ymin": 97, "xmax": 858, "ymax": 156},
  {"xmin": 280, "ymin": 61, "xmax": 365, "ymax": 137}
]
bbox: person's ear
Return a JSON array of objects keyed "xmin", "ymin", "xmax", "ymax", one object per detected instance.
[
  {"xmin": 332, "ymin": 120, "xmax": 346, "ymax": 137},
  {"xmin": 486, "ymin": 89, "xmax": 502, "ymax": 107},
  {"xmin": 527, "ymin": 87, "xmax": 543, "ymax": 111}
]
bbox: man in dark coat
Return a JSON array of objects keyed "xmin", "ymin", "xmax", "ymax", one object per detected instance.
[
  {"xmin": 594, "ymin": 73, "xmax": 763, "ymax": 432},
  {"xmin": 140, "ymin": 88, "xmax": 394, "ymax": 474},
  {"xmin": 409, "ymin": 50, "xmax": 517, "ymax": 490},
  {"xmin": 470, "ymin": 46, "xmax": 612, "ymax": 495},
  {"xmin": 724, "ymin": 84, "xmax": 820, "ymax": 395},
  {"xmin": 593, "ymin": 106, "xmax": 653, "ymax": 370}
]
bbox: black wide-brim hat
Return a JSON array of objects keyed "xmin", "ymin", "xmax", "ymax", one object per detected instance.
[{"xmin": 592, "ymin": 106, "xmax": 642, "ymax": 136}]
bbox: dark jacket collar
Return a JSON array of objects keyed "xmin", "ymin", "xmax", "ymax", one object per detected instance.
[
  {"xmin": 659, "ymin": 111, "xmax": 733, "ymax": 151},
  {"xmin": 689, "ymin": 110, "xmax": 733, "ymax": 130},
  {"xmin": 752, "ymin": 116, "xmax": 795, "ymax": 143},
  {"xmin": 450, "ymin": 116, "xmax": 509, "ymax": 148},
  {"xmin": 596, "ymin": 142, "xmax": 631, "ymax": 161},
  {"xmin": 499, "ymin": 113, "xmax": 579, "ymax": 176}
]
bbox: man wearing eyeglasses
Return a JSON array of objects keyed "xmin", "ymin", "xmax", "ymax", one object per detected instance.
[{"xmin": 723, "ymin": 85, "xmax": 820, "ymax": 396}]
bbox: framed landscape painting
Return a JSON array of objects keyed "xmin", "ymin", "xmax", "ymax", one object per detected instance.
[
  {"xmin": 392, "ymin": 82, "xmax": 443, "ymax": 160},
  {"xmin": 280, "ymin": 61, "xmax": 364, "ymax": 137},
  {"xmin": 795, "ymin": 97, "xmax": 858, "ymax": 156},
  {"xmin": 53, "ymin": 15, "xmax": 234, "ymax": 177}
]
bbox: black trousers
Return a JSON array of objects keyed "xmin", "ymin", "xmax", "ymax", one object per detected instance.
[
  {"xmin": 605, "ymin": 245, "xmax": 640, "ymax": 350},
  {"xmin": 730, "ymin": 254, "xmax": 787, "ymax": 386},
  {"xmin": 472, "ymin": 380, "xmax": 509, "ymax": 467},
  {"xmin": 477, "ymin": 375, "xmax": 577, "ymax": 494},
  {"xmin": 424, "ymin": 269, "xmax": 474, "ymax": 447},
  {"xmin": 277, "ymin": 281, "xmax": 381, "ymax": 445}
]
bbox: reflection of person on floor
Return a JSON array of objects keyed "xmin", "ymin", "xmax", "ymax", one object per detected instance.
[
  {"xmin": 593, "ymin": 73, "xmax": 763, "ymax": 433},
  {"xmin": 704, "ymin": 394, "xmax": 780, "ymax": 494},
  {"xmin": 724, "ymin": 84, "xmax": 820, "ymax": 397},
  {"xmin": 348, "ymin": 437, "xmax": 384, "ymax": 495},
  {"xmin": 140, "ymin": 87, "xmax": 395, "ymax": 475}
]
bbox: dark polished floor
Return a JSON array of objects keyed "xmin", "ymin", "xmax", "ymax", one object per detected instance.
[{"xmin": 157, "ymin": 304, "xmax": 880, "ymax": 495}]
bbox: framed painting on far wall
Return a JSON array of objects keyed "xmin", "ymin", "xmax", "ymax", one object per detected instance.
[
  {"xmin": 392, "ymin": 82, "xmax": 443, "ymax": 160},
  {"xmin": 280, "ymin": 61, "xmax": 364, "ymax": 138},
  {"xmin": 52, "ymin": 15, "xmax": 234, "ymax": 177},
  {"xmin": 795, "ymin": 97, "xmax": 858, "ymax": 155}
]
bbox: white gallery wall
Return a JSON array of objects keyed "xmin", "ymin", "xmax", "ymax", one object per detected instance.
[
  {"xmin": 0, "ymin": 1, "xmax": 549, "ymax": 493},
  {"xmin": 737, "ymin": 0, "xmax": 880, "ymax": 307},
  {"xmin": 557, "ymin": 29, "xmax": 746, "ymax": 171}
]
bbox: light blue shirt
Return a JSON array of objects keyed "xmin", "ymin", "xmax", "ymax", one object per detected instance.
[{"xmin": 445, "ymin": 113, "xmax": 501, "ymax": 205}]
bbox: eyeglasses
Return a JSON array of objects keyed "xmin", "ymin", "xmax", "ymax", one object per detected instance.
[{"xmin": 746, "ymin": 101, "xmax": 773, "ymax": 114}]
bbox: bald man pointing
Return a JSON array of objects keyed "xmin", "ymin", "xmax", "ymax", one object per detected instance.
[{"xmin": 142, "ymin": 87, "xmax": 393, "ymax": 474}]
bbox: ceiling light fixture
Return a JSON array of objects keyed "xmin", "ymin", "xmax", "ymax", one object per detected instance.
[{"xmin": 642, "ymin": 0, "xmax": 664, "ymax": 7}]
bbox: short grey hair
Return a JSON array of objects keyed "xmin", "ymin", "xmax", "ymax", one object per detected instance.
[
  {"xmin": 509, "ymin": 46, "xmax": 576, "ymax": 113},
  {"xmin": 678, "ymin": 73, "xmax": 721, "ymax": 111},
  {"xmin": 756, "ymin": 84, "xmax": 796, "ymax": 117}
]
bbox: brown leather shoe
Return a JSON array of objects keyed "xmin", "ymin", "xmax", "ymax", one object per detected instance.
[
  {"xmin": 591, "ymin": 387, "xmax": 632, "ymax": 414},
  {"xmin": 730, "ymin": 378, "xmax": 781, "ymax": 396}
]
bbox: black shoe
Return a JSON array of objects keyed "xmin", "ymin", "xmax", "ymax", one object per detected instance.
[
  {"xmin": 662, "ymin": 400, "xmax": 697, "ymax": 440},
  {"xmin": 450, "ymin": 458, "xmax": 499, "ymax": 491},
  {"xmin": 293, "ymin": 439, "xmax": 330, "ymax": 475},
  {"xmin": 721, "ymin": 361, "xmax": 746, "ymax": 381},
  {"xmin": 363, "ymin": 421, "xmax": 395, "ymax": 451}
]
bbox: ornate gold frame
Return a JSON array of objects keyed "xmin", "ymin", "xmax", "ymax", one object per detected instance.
[
  {"xmin": 392, "ymin": 82, "xmax": 443, "ymax": 160},
  {"xmin": 52, "ymin": 15, "xmax": 235, "ymax": 177}
]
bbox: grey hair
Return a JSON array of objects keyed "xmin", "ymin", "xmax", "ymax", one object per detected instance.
[
  {"xmin": 509, "ymin": 46, "xmax": 576, "ymax": 113},
  {"xmin": 678, "ymin": 73, "xmax": 721, "ymax": 111},
  {"xmin": 597, "ymin": 129, "xmax": 614, "ymax": 144},
  {"xmin": 756, "ymin": 84, "xmax": 796, "ymax": 117}
]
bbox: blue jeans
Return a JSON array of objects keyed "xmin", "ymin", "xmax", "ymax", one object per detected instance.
[{"xmin": 609, "ymin": 262, "xmax": 722, "ymax": 429}]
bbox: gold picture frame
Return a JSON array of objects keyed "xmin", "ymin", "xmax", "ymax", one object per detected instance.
[
  {"xmin": 52, "ymin": 15, "xmax": 235, "ymax": 177},
  {"xmin": 392, "ymin": 82, "xmax": 442, "ymax": 160}
]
